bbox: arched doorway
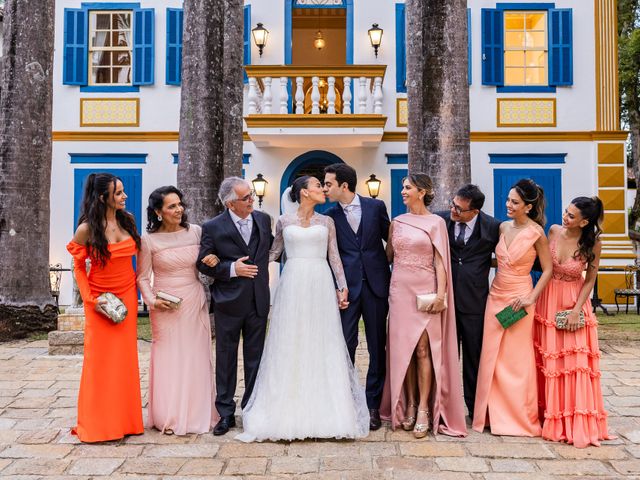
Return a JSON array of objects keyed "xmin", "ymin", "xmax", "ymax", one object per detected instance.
[{"xmin": 281, "ymin": 150, "xmax": 344, "ymax": 214}]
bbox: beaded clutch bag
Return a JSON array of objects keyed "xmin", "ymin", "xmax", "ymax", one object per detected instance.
[
  {"xmin": 554, "ymin": 310, "xmax": 585, "ymax": 330},
  {"xmin": 97, "ymin": 292, "xmax": 128, "ymax": 324}
]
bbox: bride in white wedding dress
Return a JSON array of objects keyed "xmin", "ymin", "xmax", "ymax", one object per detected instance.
[{"xmin": 236, "ymin": 176, "xmax": 370, "ymax": 442}]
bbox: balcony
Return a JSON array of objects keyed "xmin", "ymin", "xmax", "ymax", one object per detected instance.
[{"xmin": 244, "ymin": 65, "xmax": 387, "ymax": 148}]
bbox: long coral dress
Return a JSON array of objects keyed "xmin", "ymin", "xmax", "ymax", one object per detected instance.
[
  {"xmin": 534, "ymin": 240, "xmax": 613, "ymax": 447},
  {"xmin": 473, "ymin": 225, "xmax": 542, "ymax": 436},
  {"xmin": 67, "ymin": 238, "xmax": 144, "ymax": 442},
  {"xmin": 380, "ymin": 213, "xmax": 467, "ymax": 437},
  {"xmin": 137, "ymin": 225, "xmax": 218, "ymax": 435}
]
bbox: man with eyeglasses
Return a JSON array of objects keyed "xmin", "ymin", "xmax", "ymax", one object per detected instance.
[{"xmin": 437, "ymin": 184, "xmax": 500, "ymax": 418}]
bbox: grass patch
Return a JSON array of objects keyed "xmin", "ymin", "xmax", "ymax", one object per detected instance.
[
  {"xmin": 596, "ymin": 311, "xmax": 640, "ymax": 341},
  {"xmin": 137, "ymin": 315, "xmax": 151, "ymax": 342}
]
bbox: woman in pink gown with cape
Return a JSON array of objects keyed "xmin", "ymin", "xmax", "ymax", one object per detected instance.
[{"xmin": 380, "ymin": 174, "xmax": 467, "ymax": 438}]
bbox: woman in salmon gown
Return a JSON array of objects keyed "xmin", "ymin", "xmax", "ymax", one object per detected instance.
[
  {"xmin": 137, "ymin": 186, "xmax": 220, "ymax": 435},
  {"xmin": 381, "ymin": 173, "xmax": 467, "ymax": 438},
  {"xmin": 66, "ymin": 173, "xmax": 144, "ymax": 442},
  {"xmin": 534, "ymin": 197, "xmax": 614, "ymax": 447},
  {"xmin": 473, "ymin": 179, "xmax": 552, "ymax": 437}
]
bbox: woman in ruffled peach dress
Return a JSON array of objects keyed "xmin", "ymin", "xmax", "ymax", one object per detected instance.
[
  {"xmin": 473, "ymin": 179, "xmax": 552, "ymax": 437},
  {"xmin": 534, "ymin": 197, "xmax": 614, "ymax": 447}
]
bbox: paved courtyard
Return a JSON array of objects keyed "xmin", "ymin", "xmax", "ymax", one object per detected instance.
[{"xmin": 0, "ymin": 338, "xmax": 639, "ymax": 479}]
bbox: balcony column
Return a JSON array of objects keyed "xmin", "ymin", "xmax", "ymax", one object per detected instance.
[
  {"xmin": 279, "ymin": 77, "xmax": 289, "ymax": 114},
  {"xmin": 327, "ymin": 76, "xmax": 336, "ymax": 114},
  {"xmin": 295, "ymin": 77, "xmax": 304, "ymax": 114},
  {"xmin": 373, "ymin": 77, "xmax": 383, "ymax": 115},
  {"xmin": 342, "ymin": 77, "xmax": 352, "ymax": 114},
  {"xmin": 263, "ymin": 77, "xmax": 273, "ymax": 114},
  {"xmin": 358, "ymin": 77, "xmax": 367, "ymax": 114},
  {"xmin": 248, "ymin": 77, "xmax": 259, "ymax": 114},
  {"xmin": 311, "ymin": 76, "xmax": 320, "ymax": 115}
]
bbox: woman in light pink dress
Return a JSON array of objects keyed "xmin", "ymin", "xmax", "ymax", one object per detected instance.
[
  {"xmin": 137, "ymin": 186, "xmax": 220, "ymax": 435},
  {"xmin": 380, "ymin": 173, "xmax": 467, "ymax": 438},
  {"xmin": 534, "ymin": 197, "xmax": 614, "ymax": 447},
  {"xmin": 473, "ymin": 179, "xmax": 552, "ymax": 437}
]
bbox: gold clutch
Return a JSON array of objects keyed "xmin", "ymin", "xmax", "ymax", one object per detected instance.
[
  {"xmin": 156, "ymin": 291, "xmax": 182, "ymax": 308},
  {"xmin": 555, "ymin": 310, "xmax": 585, "ymax": 330},
  {"xmin": 416, "ymin": 293, "xmax": 447, "ymax": 312}
]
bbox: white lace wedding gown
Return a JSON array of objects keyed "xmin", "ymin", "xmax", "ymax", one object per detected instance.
[{"xmin": 236, "ymin": 212, "xmax": 370, "ymax": 442}]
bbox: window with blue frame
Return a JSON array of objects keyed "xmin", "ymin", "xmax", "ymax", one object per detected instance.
[
  {"xmin": 63, "ymin": 3, "xmax": 154, "ymax": 91},
  {"xmin": 482, "ymin": 3, "xmax": 572, "ymax": 92}
]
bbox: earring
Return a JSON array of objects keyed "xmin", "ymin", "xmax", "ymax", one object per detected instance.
[{"xmin": 157, "ymin": 215, "xmax": 162, "ymax": 221}]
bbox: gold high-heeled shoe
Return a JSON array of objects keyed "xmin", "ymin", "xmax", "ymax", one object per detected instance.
[
  {"xmin": 401, "ymin": 403, "xmax": 417, "ymax": 431},
  {"xmin": 413, "ymin": 409, "xmax": 431, "ymax": 439}
]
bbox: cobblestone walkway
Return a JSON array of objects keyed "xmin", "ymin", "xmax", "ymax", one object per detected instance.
[{"xmin": 0, "ymin": 339, "xmax": 639, "ymax": 479}]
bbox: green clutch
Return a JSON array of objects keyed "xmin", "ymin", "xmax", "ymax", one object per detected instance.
[{"xmin": 495, "ymin": 305, "xmax": 527, "ymax": 329}]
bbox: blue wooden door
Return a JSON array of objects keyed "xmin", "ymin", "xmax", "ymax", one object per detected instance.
[{"xmin": 390, "ymin": 169, "xmax": 408, "ymax": 219}]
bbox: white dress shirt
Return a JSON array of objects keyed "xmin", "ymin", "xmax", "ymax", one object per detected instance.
[
  {"xmin": 339, "ymin": 194, "xmax": 362, "ymax": 232},
  {"xmin": 455, "ymin": 213, "xmax": 478, "ymax": 245},
  {"xmin": 228, "ymin": 210, "xmax": 253, "ymax": 278}
]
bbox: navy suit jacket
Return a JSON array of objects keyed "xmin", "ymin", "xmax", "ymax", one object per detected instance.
[
  {"xmin": 325, "ymin": 195, "xmax": 391, "ymax": 299},
  {"xmin": 197, "ymin": 209, "xmax": 274, "ymax": 318}
]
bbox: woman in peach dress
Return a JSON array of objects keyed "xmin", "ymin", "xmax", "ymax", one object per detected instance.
[
  {"xmin": 534, "ymin": 197, "xmax": 614, "ymax": 447},
  {"xmin": 137, "ymin": 186, "xmax": 220, "ymax": 435},
  {"xmin": 473, "ymin": 179, "xmax": 552, "ymax": 436},
  {"xmin": 381, "ymin": 173, "xmax": 467, "ymax": 438},
  {"xmin": 67, "ymin": 173, "xmax": 144, "ymax": 442}
]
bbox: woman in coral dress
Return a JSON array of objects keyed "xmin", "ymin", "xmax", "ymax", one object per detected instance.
[
  {"xmin": 534, "ymin": 196, "xmax": 614, "ymax": 447},
  {"xmin": 137, "ymin": 186, "xmax": 220, "ymax": 435},
  {"xmin": 381, "ymin": 173, "xmax": 467, "ymax": 438},
  {"xmin": 473, "ymin": 179, "xmax": 552, "ymax": 437},
  {"xmin": 67, "ymin": 173, "xmax": 143, "ymax": 442}
]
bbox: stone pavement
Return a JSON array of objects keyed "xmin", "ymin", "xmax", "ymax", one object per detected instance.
[{"xmin": 0, "ymin": 339, "xmax": 639, "ymax": 479}]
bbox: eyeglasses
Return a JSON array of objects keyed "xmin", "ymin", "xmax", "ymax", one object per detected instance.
[
  {"xmin": 235, "ymin": 191, "xmax": 256, "ymax": 202},
  {"xmin": 449, "ymin": 200, "xmax": 475, "ymax": 214}
]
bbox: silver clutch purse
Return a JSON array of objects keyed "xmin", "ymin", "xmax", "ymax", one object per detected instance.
[
  {"xmin": 554, "ymin": 310, "xmax": 585, "ymax": 330},
  {"xmin": 416, "ymin": 293, "xmax": 447, "ymax": 312},
  {"xmin": 97, "ymin": 292, "xmax": 128, "ymax": 324}
]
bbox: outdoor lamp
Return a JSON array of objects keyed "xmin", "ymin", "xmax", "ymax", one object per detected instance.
[
  {"xmin": 368, "ymin": 23, "xmax": 383, "ymax": 58},
  {"xmin": 252, "ymin": 23, "xmax": 269, "ymax": 57},
  {"xmin": 365, "ymin": 174, "xmax": 381, "ymax": 198},
  {"xmin": 314, "ymin": 30, "xmax": 326, "ymax": 50},
  {"xmin": 252, "ymin": 173, "xmax": 268, "ymax": 208}
]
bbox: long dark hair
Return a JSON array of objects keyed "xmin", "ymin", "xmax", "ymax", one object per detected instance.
[
  {"xmin": 146, "ymin": 185, "xmax": 189, "ymax": 233},
  {"xmin": 512, "ymin": 178, "xmax": 546, "ymax": 227},
  {"xmin": 77, "ymin": 173, "xmax": 141, "ymax": 267},
  {"xmin": 289, "ymin": 175, "xmax": 312, "ymax": 202},
  {"xmin": 571, "ymin": 196, "xmax": 604, "ymax": 265}
]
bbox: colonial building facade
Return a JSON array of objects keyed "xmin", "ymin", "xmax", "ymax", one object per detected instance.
[{"xmin": 49, "ymin": 0, "xmax": 631, "ymax": 305}]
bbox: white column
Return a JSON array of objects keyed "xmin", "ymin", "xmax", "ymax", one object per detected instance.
[
  {"xmin": 279, "ymin": 77, "xmax": 289, "ymax": 114},
  {"xmin": 263, "ymin": 77, "xmax": 272, "ymax": 114},
  {"xmin": 327, "ymin": 76, "xmax": 336, "ymax": 114},
  {"xmin": 295, "ymin": 76, "xmax": 304, "ymax": 114},
  {"xmin": 248, "ymin": 77, "xmax": 258, "ymax": 114},
  {"xmin": 358, "ymin": 76, "xmax": 367, "ymax": 114},
  {"xmin": 342, "ymin": 77, "xmax": 352, "ymax": 114},
  {"xmin": 311, "ymin": 76, "xmax": 320, "ymax": 115},
  {"xmin": 373, "ymin": 76, "xmax": 383, "ymax": 114}
]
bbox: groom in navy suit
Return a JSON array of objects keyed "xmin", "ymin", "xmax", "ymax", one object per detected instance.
[{"xmin": 323, "ymin": 163, "xmax": 391, "ymax": 430}]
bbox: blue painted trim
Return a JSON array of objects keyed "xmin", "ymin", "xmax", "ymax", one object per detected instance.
[
  {"xmin": 390, "ymin": 169, "xmax": 408, "ymax": 219},
  {"xmin": 489, "ymin": 153, "xmax": 566, "ymax": 164},
  {"xmin": 133, "ymin": 8, "xmax": 155, "ymax": 85},
  {"xmin": 243, "ymin": 5, "xmax": 251, "ymax": 84},
  {"xmin": 63, "ymin": 9, "xmax": 88, "ymax": 86},
  {"xmin": 496, "ymin": 3, "xmax": 555, "ymax": 10},
  {"xmin": 386, "ymin": 154, "xmax": 408, "ymax": 164},
  {"xmin": 70, "ymin": 153, "xmax": 148, "ymax": 164},
  {"xmin": 243, "ymin": 154, "xmax": 251, "ymax": 165},
  {"xmin": 345, "ymin": 0, "xmax": 353, "ymax": 65},
  {"xmin": 80, "ymin": 85, "xmax": 140, "ymax": 92},
  {"xmin": 81, "ymin": 2, "xmax": 139, "ymax": 9},
  {"xmin": 285, "ymin": 1, "xmax": 293, "ymax": 65},
  {"xmin": 166, "ymin": 8, "xmax": 183, "ymax": 85},
  {"xmin": 395, "ymin": 3, "xmax": 406, "ymax": 93},
  {"xmin": 172, "ymin": 153, "xmax": 179, "ymax": 164},
  {"xmin": 497, "ymin": 86, "xmax": 556, "ymax": 93}
]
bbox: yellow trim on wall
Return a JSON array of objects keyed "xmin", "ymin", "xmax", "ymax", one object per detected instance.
[
  {"xmin": 598, "ymin": 166, "xmax": 625, "ymax": 187},
  {"xmin": 79, "ymin": 98, "xmax": 140, "ymax": 127},
  {"xmin": 597, "ymin": 272, "xmax": 626, "ymax": 304},
  {"xmin": 598, "ymin": 143, "xmax": 625, "ymax": 164},
  {"xmin": 595, "ymin": 0, "xmax": 620, "ymax": 131},
  {"xmin": 602, "ymin": 212, "xmax": 626, "ymax": 234},
  {"xmin": 470, "ymin": 131, "xmax": 627, "ymax": 142},
  {"xmin": 52, "ymin": 131, "xmax": 178, "ymax": 141},
  {"xmin": 598, "ymin": 189, "xmax": 626, "ymax": 210},
  {"xmin": 244, "ymin": 114, "xmax": 387, "ymax": 128}
]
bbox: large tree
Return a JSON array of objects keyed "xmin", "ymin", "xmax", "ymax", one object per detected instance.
[
  {"xmin": 177, "ymin": 0, "xmax": 244, "ymax": 224},
  {"xmin": 405, "ymin": 0, "xmax": 471, "ymax": 209},
  {"xmin": 619, "ymin": 0, "xmax": 640, "ymax": 227},
  {"xmin": 0, "ymin": 0, "xmax": 57, "ymax": 339}
]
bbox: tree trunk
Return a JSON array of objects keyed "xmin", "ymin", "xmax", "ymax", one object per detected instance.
[
  {"xmin": 628, "ymin": 116, "xmax": 640, "ymax": 227},
  {"xmin": 0, "ymin": 0, "xmax": 57, "ymax": 340},
  {"xmin": 177, "ymin": 0, "xmax": 244, "ymax": 224},
  {"xmin": 405, "ymin": 0, "xmax": 471, "ymax": 210}
]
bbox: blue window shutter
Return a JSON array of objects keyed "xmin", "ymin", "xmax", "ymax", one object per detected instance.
[
  {"xmin": 133, "ymin": 8, "xmax": 155, "ymax": 85},
  {"xmin": 166, "ymin": 8, "xmax": 183, "ymax": 85},
  {"xmin": 481, "ymin": 8, "xmax": 503, "ymax": 86},
  {"xmin": 549, "ymin": 9, "xmax": 573, "ymax": 86},
  {"xmin": 63, "ymin": 9, "xmax": 88, "ymax": 85},
  {"xmin": 395, "ymin": 3, "xmax": 406, "ymax": 93},
  {"xmin": 243, "ymin": 5, "xmax": 251, "ymax": 83},
  {"xmin": 391, "ymin": 169, "xmax": 408, "ymax": 219},
  {"xmin": 468, "ymin": 8, "xmax": 472, "ymax": 85}
]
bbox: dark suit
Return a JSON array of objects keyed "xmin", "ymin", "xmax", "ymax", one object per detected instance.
[
  {"xmin": 436, "ymin": 210, "xmax": 500, "ymax": 415},
  {"xmin": 326, "ymin": 195, "xmax": 391, "ymax": 409},
  {"xmin": 197, "ymin": 209, "xmax": 274, "ymax": 418}
]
